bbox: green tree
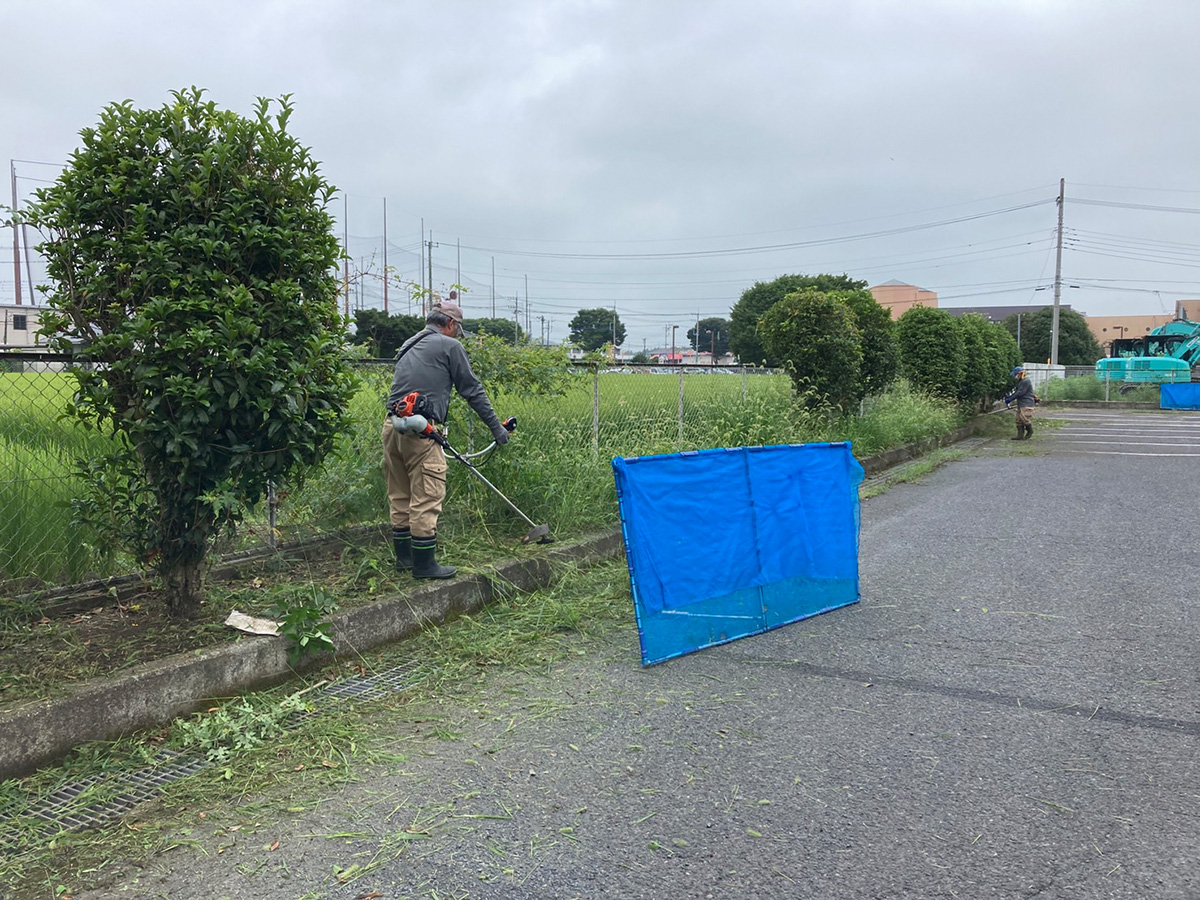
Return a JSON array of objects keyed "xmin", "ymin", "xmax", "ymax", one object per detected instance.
[
  {"xmin": 1000, "ymin": 307, "xmax": 1102, "ymax": 365},
  {"xmin": 687, "ymin": 317, "xmax": 730, "ymax": 356},
  {"xmin": 759, "ymin": 289, "xmax": 862, "ymax": 411},
  {"xmin": 28, "ymin": 88, "xmax": 355, "ymax": 617},
  {"xmin": 569, "ymin": 308, "xmax": 625, "ymax": 350},
  {"xmin": 351, "ymin": 309, "xmax": 424, "ymax": 357},
  {"xmin": 984, "ymin": 320, "xmax": 1022, "ymax": 396},
  {"xmin": 464, "ymin": 317, "xmax": 527, "ymax": 344},
  {"xmin": 462, "ymin": 333, "xmax": 579, "ymax": 400},
  {"xmin": 954, "ymin": 314, "xmax": 999, "ymax": 410},
  {"xmin": 838, "ymin": 289, "xmax": 899, "ymax": 396},
  {"xmin": 729, "ymin": 273, "xmax": 866, "ymax": 365},
  {"xmin": 896, "ymin": 306, "xmax": 965, "ymax": 398}
]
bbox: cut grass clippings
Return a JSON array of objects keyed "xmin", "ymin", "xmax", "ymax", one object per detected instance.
[{"xmin": 0, "ymin": 558, "xmax": 635, "ymax": 898}]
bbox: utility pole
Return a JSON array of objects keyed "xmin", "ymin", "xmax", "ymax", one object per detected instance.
[
  {"xmin": 426, "ymin": 231, "xmax": 434, "ymax": 312},
  {"xmin": 513, "ymin": 294, "xmax": 521, "ymax": 344},
  {"xmin": 491, "ymin": 257, "xmax": 495, "ymax": 318},
  {"xmin": 1051, "ymin": 177, "xmax": 1064, "ymax": 365},
  {"xmin": 525, "ymin": 275, "xmax": 530, "ymax": 342},
  {"xmin": 456, "ymin": 238, "xmax": 461, "ymax": 289},
  {"xmin": 382, "ymin": 198, "xmax": 389, "ymax": 314},
  {"xmin": 419, "ymin": 217, "xmax": 425, "ymax": 303},
  {"xmin": 342, "ymin": 194, "xmax": 349, "ymax": 319},
  {"xmin": 11, "ymin": 161, "xmax": 21, "ymax": 306}
]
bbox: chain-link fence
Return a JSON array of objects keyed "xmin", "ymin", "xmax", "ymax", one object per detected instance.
[{"xmin": 1, "ymin": 353, "xmax": 796, "ymax": 599}]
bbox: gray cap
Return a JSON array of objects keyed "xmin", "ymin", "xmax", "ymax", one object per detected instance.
[{"xmin": 432, "ymin": 301, "xmax": 464, "ymax": 323}]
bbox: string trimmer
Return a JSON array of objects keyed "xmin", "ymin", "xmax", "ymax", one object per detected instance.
[{"xmin": 389, "ymin": 399, "xmax": 552, "ymax": 544}]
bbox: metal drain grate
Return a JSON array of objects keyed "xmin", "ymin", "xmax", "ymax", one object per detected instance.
[{"xmin": 0, "ymin": 660, "xmax": 426, "ymax": 850}]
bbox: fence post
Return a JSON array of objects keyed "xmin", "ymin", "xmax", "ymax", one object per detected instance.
[
  {"xmin": 267, "ymin": 481, "xmax": 278, "ymax": 550},
  {"xmin": 1104, "ymin": 370, "xmax": 1110, "ymax": 403},
  {"xmin": 742, "ymin": 367, "xmax": 748, "ymax": 404},
  {"xmin": 677, "ymin": 367, "xmax": 685, "ymax": 448},
  {"xmin": 592, "ymin": 365, "xmax": 600, "ymax": 461}
]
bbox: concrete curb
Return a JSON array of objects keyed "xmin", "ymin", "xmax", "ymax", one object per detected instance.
[
  {"xmin": 857, "ymin": 422, "xmax": 978, "ymax": 477},
  {"xmin": 1040, "ymin": 399, "xmax": 1160, "ymax": 410},
  {"xmin": 0, "ymin": 532, "xmax": 622, "ymax": 781}
]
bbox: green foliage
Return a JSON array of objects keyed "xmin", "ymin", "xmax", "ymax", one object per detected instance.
[
  {"xmin": 687, "ymin": 317, "xmax": 730, "ymax": 355},
  {"xmin": 171, "ymin": 691, "xmax": 310, "ymax": 763},
  {"xmin": 1040, "ymin": 375, "xmax": 1160, "ymax": 402},
  {"xmin": 1001, "ymin": 307, "xmax": 1102, "ymax": 365},
  {"xmin": 569, "ymin": 308, "xmax": 626, "ymax": 350},
  {"xmin": 464, "ymin": 317, "xmax": 526, "ymax": 345},
  {"xmin": 267, "ymin": 584, "xmax": 339, "ymax": 666},
  {"xmin": 832, "ymin": 379, "xmax": 962, "ymax": 456},
  {"xmin": 759, "ymin": 289, "xmax": 862, "ymax": 411},
  {"xmin": 26, "ymin": 88, "xmax": 356, "ymax": 616},
  {"xmin": 351, "ymin": 309, "xmax": 424, "ymax": 357},
  {"xmin": 729, "ymin": 273, "xmax": 866, "ymax": 366},
  {"xmin": 461, "ymin": 333, "xmax": 580, "ymax": 400},
  {"xmin": 896, "ymin": 306, "xmax": 965, "ymax": 398},
  {"xmin": 954, "ymin": 314, "xmax": 998, "ymax": 410},
  {"xmin": 839, "ymin": 289, "xmax": 899, "ymax": 396}
]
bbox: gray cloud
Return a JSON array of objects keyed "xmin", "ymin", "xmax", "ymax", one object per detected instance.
[{"xmin": 5, "ymin": 0, "xmax": 1200, "ymax": 346}]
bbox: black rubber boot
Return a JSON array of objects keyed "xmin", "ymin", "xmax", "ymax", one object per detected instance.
[
  {"xmin": 412, "ymin": 534, "xmax": 456, "ymax": 579},
  {"xmin": 1024, "ymin": 423, "xmax": 1034, "ymax": 439},
  {"xmin": 393, "ymin": 527, "xmax": 412, "ymax": 572}
]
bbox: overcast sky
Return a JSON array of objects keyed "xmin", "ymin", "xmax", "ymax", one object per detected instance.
[{"xmin": 5, "ymin": 0, "xmax": 1200, "ymax": 350}]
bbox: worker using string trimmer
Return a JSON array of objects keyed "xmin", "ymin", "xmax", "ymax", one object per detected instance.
[
  {"xmin": 383, "ymin": 300, "xmax": 510, "ymax": 578},
  {"xmin": 1003, "ymin": 365, "xmax": 1041, "ymax": 441}
]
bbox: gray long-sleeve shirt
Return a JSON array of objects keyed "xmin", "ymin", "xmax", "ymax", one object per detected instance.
[
  {"xmin": 386, "ymin": 326, "xmax": 506, "ymax": 440},
  {"xmin": 1011, "ymin": 377, "xmax": 1036, "ymax": 408}
]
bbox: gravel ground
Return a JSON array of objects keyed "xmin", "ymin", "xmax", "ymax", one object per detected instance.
[{"xmin": 74, "ymin": 411, "xmax": 1200, "ymax": 900}]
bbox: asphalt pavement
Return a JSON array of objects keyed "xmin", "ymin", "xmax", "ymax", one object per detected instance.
[{"xmin": 74, "ymin": 409, "xmax": 1200, "ymax": 900}]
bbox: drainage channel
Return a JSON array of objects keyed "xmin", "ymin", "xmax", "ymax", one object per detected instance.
[{"xmin": 0, "ymin": 660, "xmax": 427, "ymax": 863}]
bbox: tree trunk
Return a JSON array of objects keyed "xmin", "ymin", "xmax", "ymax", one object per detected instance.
[{"xmin": 164, "ymin": 559, "xmax": 206, "ymax": 619}]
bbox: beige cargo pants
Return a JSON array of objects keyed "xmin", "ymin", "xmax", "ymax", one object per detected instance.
[{"xmin": 382, "ymin": 417, "xmax": 448, "ymax": 536}]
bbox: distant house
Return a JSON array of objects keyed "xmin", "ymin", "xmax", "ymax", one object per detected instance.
[
  {"xmin": 868, "ymin": 280, "xmax": 938, "ymax": 320},
  {"xmin": 0, "ymin": 304, "xmax": 44, "ymax": 349}
]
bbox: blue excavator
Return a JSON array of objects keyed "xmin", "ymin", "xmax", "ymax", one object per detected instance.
[{"xmin": 1095, "ymin": 318, "xmax": 1200, "ymax": 383}]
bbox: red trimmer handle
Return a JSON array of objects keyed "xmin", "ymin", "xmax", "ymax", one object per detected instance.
[{"xmin": 503, "ymin": 416, "xmax": 517, "ymax": 432}]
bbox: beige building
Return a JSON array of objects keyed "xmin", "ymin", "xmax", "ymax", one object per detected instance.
[
  {"xmin": 1088, "ymin": 300, "xmax": 1200, "ymax": 349},
  {"xmin": 0, "ymin": 305, "xmax": 44, "ymax": 348},
  {"xmin": 869, "ymin": 280, "xmax": 938, "ymax": 320}
]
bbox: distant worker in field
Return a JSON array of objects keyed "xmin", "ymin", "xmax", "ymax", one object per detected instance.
[
  {"xmin": 383, "ymin": 300, "xmax": 509, "ymax": 579},
  {"xmin": 1004, "ymin": 366, "xmax": 1040, "ymax": 440}
]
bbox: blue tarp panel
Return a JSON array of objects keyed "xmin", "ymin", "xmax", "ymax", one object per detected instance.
[
  {"xmin": 1160, "ymin": 382, "xmax": 1200, "ymax": 410},
  {"xmin": 612, "ymin": 443, "xmax": 864, "ymax": 666}
]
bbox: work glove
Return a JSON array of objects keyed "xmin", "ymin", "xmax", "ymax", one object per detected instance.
[
  {"xmin": 1003, "ymin": 394, "xmax": 1013, "ymax": 406},
  {"xmin": 492, "ymin": 425, "xmax": 511, "ymax": 445}
]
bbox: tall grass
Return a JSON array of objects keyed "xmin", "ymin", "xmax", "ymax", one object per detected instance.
[
  {"xmin": 1039, "ymin": 374, "xmax": 1160, "ymax": 403},
  {"xmin": 0, "ymin": 373, "xmax": 118, "ymax": 586},
  {"xmin": 2, "ymin": 365, "xmax": 964, "ymax": 592}
]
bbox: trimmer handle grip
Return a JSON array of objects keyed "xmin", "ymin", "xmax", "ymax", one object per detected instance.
[{"xmin": 503, "ymin": 416, "xmax": 517, "ymax": 433}]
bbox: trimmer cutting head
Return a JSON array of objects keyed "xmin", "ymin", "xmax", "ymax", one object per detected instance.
[{"xmin": 522, "ymin": 523, "xmax": 553, "ymax": 544}]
